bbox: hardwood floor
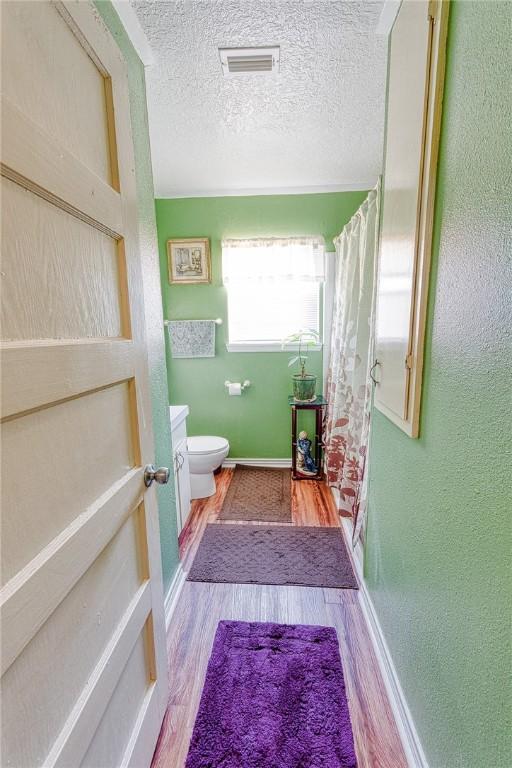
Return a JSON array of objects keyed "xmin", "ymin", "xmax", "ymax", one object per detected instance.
[{"xmin": 152, "ymin": 469, "xmax": 407, "ymax": 768}]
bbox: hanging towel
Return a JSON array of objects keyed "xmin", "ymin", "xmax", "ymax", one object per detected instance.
[{"xmin": 168, "ymin": 320, "xmax": 216, "ymax": 358}]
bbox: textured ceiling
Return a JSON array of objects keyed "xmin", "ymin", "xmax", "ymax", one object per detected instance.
[{"xmin": 131, "ymin": 1, "xmax": 388, "ymax": 197}]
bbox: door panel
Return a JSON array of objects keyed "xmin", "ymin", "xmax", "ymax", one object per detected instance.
[
  {"xmin": 2, "ymin": 515, "xmax": 142, "ymax": 766},
  {"xmin": 1, "ymin": 3, "xmax": 168, "ymax": 766},
  {"xmin": 81, "ymin": 632, "xmax": 150, "ymax": 768},
  {"xmin": 1, "ymin": 383, "xmax": 134, "ymax": 585},
  {"xmin": 2, "ymin": 1, "xmax": 112, "ymax": 184},
  {"xmin": 1, "ymin": 177, "xmax": 123, "ymax": 341}
]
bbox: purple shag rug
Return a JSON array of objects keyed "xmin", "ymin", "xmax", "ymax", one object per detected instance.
[{"xmin": 185, "ymin": 620, "xmax": 357, "ymax": 768}]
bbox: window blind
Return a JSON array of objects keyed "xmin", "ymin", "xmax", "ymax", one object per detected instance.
[{"xmin": 222, "ymin": 237, "xmax": 324, "ymax": 345}]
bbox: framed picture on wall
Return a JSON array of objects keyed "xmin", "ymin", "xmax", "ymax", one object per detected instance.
[{"xmin": 167, "ymin": 238, "xmax": 211, "ymax": 284}]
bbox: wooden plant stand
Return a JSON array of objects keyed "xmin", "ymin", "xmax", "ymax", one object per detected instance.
[{"xmin": 289, "ymin": 395, "xmax": 327, "ymax": 481}]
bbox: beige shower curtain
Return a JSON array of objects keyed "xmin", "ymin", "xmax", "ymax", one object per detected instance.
[{"xmin": 324, "ymin": 185, "xmax": 380, "ymax": 544}]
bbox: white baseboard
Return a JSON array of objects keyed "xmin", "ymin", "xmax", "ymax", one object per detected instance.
[
  {"xmin": 163, "ymin": 562, "xmax": 186, "ymax": 631},
  {"xmin": 340, "ymin": 515, "xmax": 364, "ymax": 579},
  {"xmin": 356, "ymin": 569, "xmax": 429, "ymax": 767},
  {"xmin": 334, "ymin": 489, "xmax": 428, "ymax": 768},
  {"xmin": 223, "ymin": 458, "xmax": 292, "ymax": 469}
]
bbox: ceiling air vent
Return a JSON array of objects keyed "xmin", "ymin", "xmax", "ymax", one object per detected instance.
[{"xmin": 219, "ymin": 47, "xmax": 280, "ymax": 77}]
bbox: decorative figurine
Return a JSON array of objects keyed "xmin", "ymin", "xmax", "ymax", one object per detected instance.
[{"xmin": 296, "ymin": 430, "xmax": 318, "ymax": 476}]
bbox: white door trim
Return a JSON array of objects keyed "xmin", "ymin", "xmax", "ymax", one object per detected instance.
[{"xmin": 164, "ymin": 564, "xmax": 187, "ymax": 631}]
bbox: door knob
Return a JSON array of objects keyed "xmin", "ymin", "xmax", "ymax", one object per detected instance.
[{"xmin": 144, "ymin": 464, "xmax": 170, "ymax": 487}]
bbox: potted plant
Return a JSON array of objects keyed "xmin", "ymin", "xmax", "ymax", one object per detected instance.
[{"xmin": 283, "ymin": 329, "xmax": 320, "ymax": 402}]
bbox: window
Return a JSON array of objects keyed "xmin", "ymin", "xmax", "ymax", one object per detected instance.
[{"xmin": 222, "ymin": 237, "xmax": 325, "ymax": 351}]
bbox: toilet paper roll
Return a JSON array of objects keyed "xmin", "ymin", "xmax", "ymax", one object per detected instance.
[{"xmin": 228, "ymin": 382, "xmax": 242, "ymax": 396}]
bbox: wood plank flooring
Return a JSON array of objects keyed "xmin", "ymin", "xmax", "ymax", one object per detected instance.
[{"xmin": 152, "ymin": 469, "xmax": 407, "ymax": 768}]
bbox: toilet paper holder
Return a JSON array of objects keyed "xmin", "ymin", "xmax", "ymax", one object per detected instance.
[{"xmin": 225, "ymin": 379, "xmax": 251, "ymax": 392}]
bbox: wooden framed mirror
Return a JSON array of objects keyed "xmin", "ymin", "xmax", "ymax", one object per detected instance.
[{"xmin": 374, "ymin": 0, "xmax": 450, "ymax": 437}]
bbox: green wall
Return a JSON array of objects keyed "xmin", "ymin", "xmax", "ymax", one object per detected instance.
[
  {"xmin": 156, "ymin": 193, "xmax": 366, "ymax": 457},
  {"xmin": 365, "ymin": 3, "xmax": 512, "ymax": 767},
  {"xmin": 96, "ymin": 2, "xmax": 180, "ymax": 591}
]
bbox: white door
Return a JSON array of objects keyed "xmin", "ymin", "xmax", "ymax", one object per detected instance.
[{"xmin": 1, "ymin": 3, "xmax": 168, "ymax": 767}]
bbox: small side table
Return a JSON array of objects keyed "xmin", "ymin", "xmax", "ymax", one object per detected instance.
[{"xmin": 289, "ymin": 395, "xmax": 327, "ymax": 481}]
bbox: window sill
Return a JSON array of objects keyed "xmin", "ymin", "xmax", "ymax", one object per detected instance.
[{"xmin": 226, "ymin": 342, "xmax": 323, "ymax": 353}]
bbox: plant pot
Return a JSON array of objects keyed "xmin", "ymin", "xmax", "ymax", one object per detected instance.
[{"xmin": 292, "ymin": 374, "xmax": 317, "ymax": 402}]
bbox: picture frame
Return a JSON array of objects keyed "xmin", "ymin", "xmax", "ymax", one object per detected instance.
[{"xmin": 167, "ymin": 238, "xmax": 211, "ymax": 284}]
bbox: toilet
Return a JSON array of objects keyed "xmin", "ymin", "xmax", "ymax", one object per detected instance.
[{"xmin": 187, "ymin": 436, "xmax": 230, "ymax": 499}]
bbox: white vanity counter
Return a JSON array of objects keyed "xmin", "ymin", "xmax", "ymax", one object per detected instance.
[{"xmin": 169, "ymin": 404, "xmax": 189, "ymax": 433}]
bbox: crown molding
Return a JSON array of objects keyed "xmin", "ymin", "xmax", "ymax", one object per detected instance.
[{"xmin": 155, "ymin": 182, "xmax": 376, "ymax": 199}]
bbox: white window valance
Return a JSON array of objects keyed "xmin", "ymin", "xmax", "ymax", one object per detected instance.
[{"xmin": 222, "ymin": 236, "xmax": 325, "ymax": 283}]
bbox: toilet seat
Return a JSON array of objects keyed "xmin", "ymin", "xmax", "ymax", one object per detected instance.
[{"xmin": 187, "ymin": 435, "xmax": 229, "ymax": 456}]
